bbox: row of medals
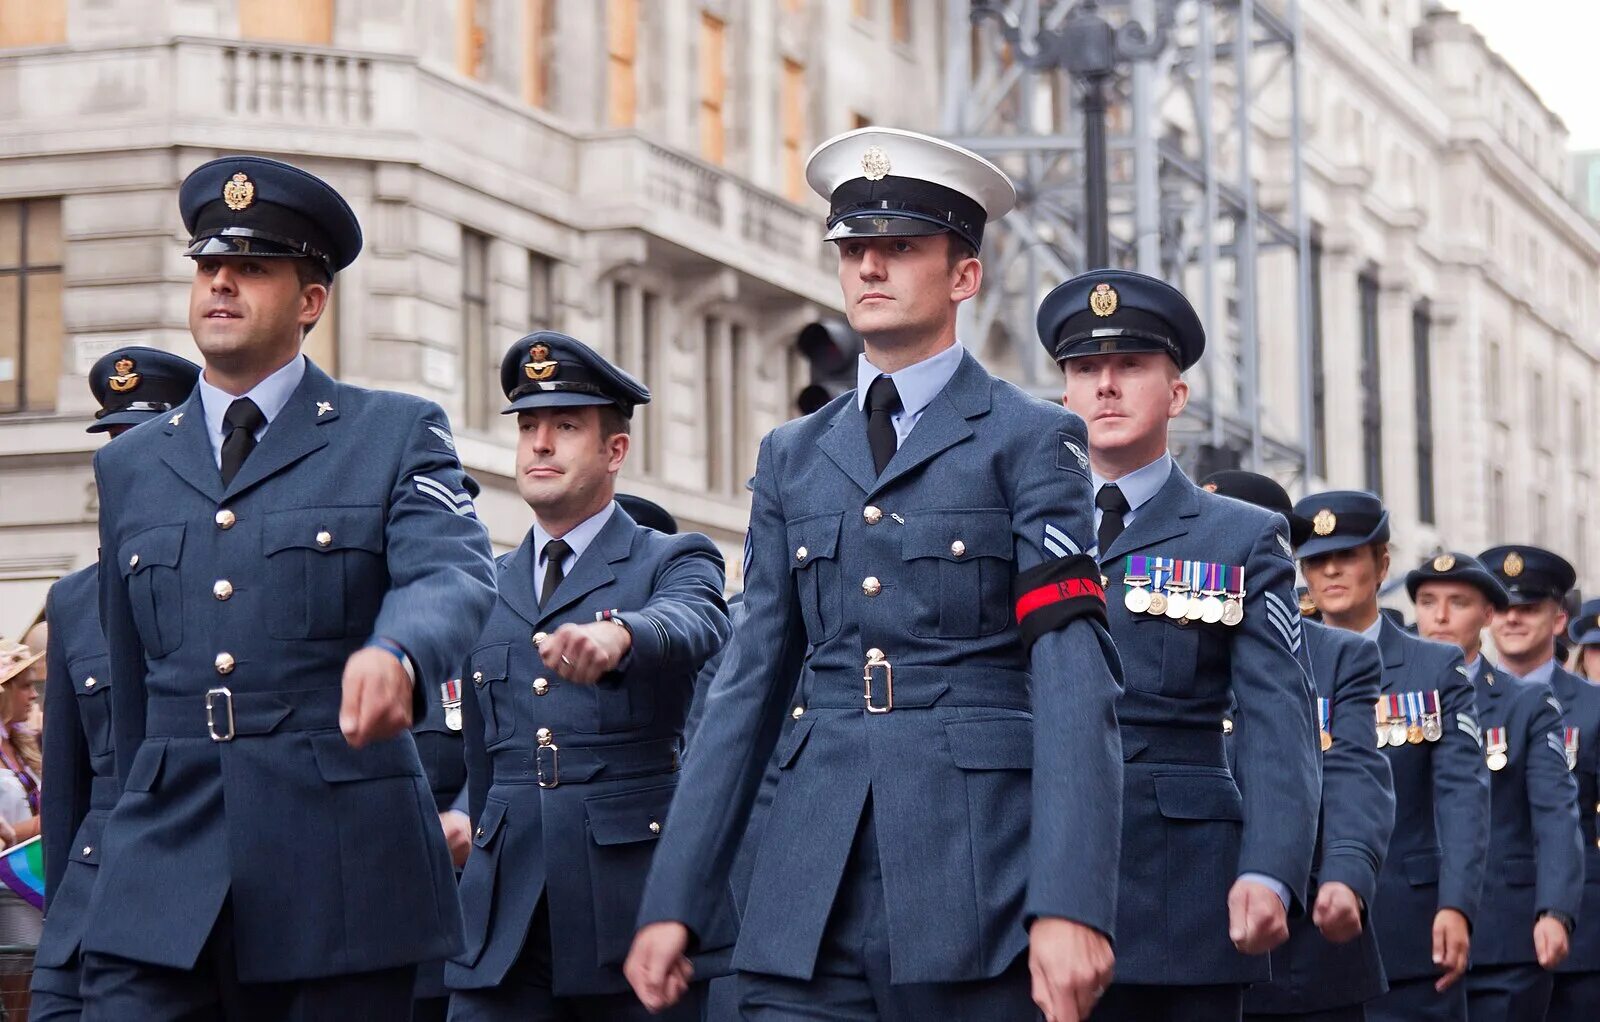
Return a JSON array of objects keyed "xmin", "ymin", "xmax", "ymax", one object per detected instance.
[
  {"xmin": 1374, "ymin": 705, "xmax": 1442, "ymax": 749},
  {"xmin": 1123, "ymin": 576, "xmax": 1244, "ymax": 626}
]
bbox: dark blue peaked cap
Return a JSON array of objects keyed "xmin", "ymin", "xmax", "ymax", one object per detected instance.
[
  {"xmin": 1480, "ymin": 545, "xmax": 1575, "ymax": 607},
  {"xmin": 616, "ymin": 494, "xmax": 678, "ymax": 535},
  {"xmin": 1291, "ymin": 490, "xmax": 1390, "ymax": 560},
  {"xmin": 86, "ymin": 346, "xmax": 200, "ymax": 434},
  {"xmin": 1037, "ymin": 268, "xmax": 1206, "ymax": 371},
  {"xmin": 1404, "ymin": 551, "xmax": 1509, "ymax": 611},
  {"xmin": 180, "ymin": 155, "xmax": 362, "ymax": 275},
  {"xmin": 500, "ymin": 331, "xmax": 650, "ymax": 416},
  {"xmin": 1568, "ymin": 597, "xmax": 1600, "ymax": 647}
]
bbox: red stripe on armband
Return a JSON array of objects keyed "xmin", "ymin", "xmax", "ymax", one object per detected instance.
[{"xmin": 1015, "ymin": 576, "xmax": 1106, "ymax": 623}]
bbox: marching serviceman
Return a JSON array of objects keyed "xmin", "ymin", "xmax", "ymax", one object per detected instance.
[
  {"xmin": 80, "ymin": 156, "xmax": 497, "ymax": 1019},
  {"xmin": 445, "ymin": 332, "xmax": 732, "ymax": 1020},
  {"xmin": 1408, "ymin": 552, "xmax": 1581, "ymax": 1021},
  {"xmin": 30, "ymin": 348, "xmax": 200, "ymax": 1022},
  {"xmin": 627, "ymin": 127, "xmax": 1124, "ymax": 1022},
  {"xmin": 1039, "ymin": 271, "xmax": 1321, "ymax": 1022},
  {"xmin": 1201, "ymin": 471, "xmax": 1396, "ymax": 1022},
  {"xmin": 1480, "ymin": 547, "xmax": 1600, "ymax": 1022},
  {"xmin": 1569, "ymin": 599, "xmax": 1600, "ymax": 681},
  {"xmin": 1294, "ymin": 492, "xmax": 1489, "ymax": 1022}
]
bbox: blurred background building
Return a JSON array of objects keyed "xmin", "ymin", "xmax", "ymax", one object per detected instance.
[{"xmin": 0, "ymin": 0, "xmax": 1595, "ymax": 633}]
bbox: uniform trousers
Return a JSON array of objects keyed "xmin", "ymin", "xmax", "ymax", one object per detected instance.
[
  {"xmin": 446, "ymin": 896, "xmax": 705, "ymax": 1022},
  {"xmin": 1364, "ymin": 975, "xmax": 1468, "ymax": 1022},
  {"xmin": 1545, "ymin": 970, "xmax": 1600, "ymax": 1022},
  {"xmin": 736, "ymin": 794, "xmax": 1040, "ymax": 1022},
  {"xmin": 28, "ymin": 987, "xmax": 83, "ymax": 1022},
  {"xmin": 1093, "ymin": 982, "xmax": 1244, "ymax": 1022},
  {"xmin": 1244, "ymin": 1005, "xmax": 1365, "ymax": 1022},
  {"xmin": 80, "ymin": 899, "xmax": 415, "ymax": 1022},
  {"xmin": 1464, "ymin": 963, "xmax": 1552, "ymax": 1022}
]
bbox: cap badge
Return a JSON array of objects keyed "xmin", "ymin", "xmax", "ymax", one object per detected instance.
[
  {"xmin": 1089, "ymin": 282, "xmax": 1119, "ymax": 318},
  {"xmin": 524, "ymin": 342, "xmax": 558, "ymax": 382},
  {"xmin": 1202, "ymin": 482, "xmax": 1218, "ymax": 492},
  {"xmin": 1312, "ymin": 509, "xmax": 1337, "ymax": 536},
  {"xmin": 872, "ymin": 217, "xmax": 891, "ymax": 233},
  {"xmin": 1503, "ymin": 551, "xmax": 1524, "ymax": 578},
  {"xmin": 107, "ymin": 357, "xmax": 141, "ymax": 394},
  {"xmin": 860, "ymin": 146, "xmax": 891, "ymax": 181},
  {"xmin": 1433, "ymin": 553, "xmax": 1456, "ymax": 573},
  {"xmin": 222, "ymin": 172, "xmax": 255, "ymax": 212},
  {"xmin": 1299, "ymin": 592, "xmax": 1318, "ymax": 616}
]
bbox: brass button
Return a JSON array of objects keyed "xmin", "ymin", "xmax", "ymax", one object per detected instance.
[
  {"xmin": 1222, "ymin": 718, "xmax": 1234, "ymax": 735},
  {"xmin": 951, "ymin": 540, "xmax": 966, "ymax": 558},
  {"xmin": 213, "ymin": 579, "xmax": 234, "ymax": 601},
  {"xmin": 536, "ymin": 727, "xmax": 553, "ymax": 745},
  {"xmin": 214, "ymin": 652, "xmax": 235, "ymax": 675},
  {"xmin": 862, "ymin": 576, "xmax": 881, "ymax": 597},
  {"xmin": 475, "ymin": 826, "xmax": 484, "ymax": 839},
  {"xmin": 472, "ymin": 670, "xmax": 484, "ymax": 687},
  {"xmin": 316, "ymin": 530, "xmax": 332, "ymax": 548},
  {"xmin": 82, "ymin": 846, "xmax": 92, "ymax": 856},
  {"xmin": 215, "ymin": 509, "xmax": 236, "ymax": 529},
  {"xmin": 84, "ymin": 676, "xmax": 97, "ymax": 689},
  {"xmin": 533, "ymin": 631, "xmax": 548, "ymax": 645},
  {"xmin": 863, "ymin": 506, "xmax": 883, "ymax": 525},
  {"xmin": 796, "ymin": 546, "xmax": 809, "ymax": 563},
  {"xmin": 533, "ymin": 678, "xmax": 549, "ymax": 696},
  {"xmin": 648, "ymin": 821, "xmax": 661, "ymax": 834},
  {"xmin": 792, "ymin": 705, "xmax": 804, "ymax": 719},
  {"xmin": 128, "ymin": 553, "xmax": 139, "ymax": 569}
]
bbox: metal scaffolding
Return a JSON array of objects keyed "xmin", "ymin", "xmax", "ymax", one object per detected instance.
[{"xmin": 943, "ymin": 0, "xmax": 1314, "ymax": 480}]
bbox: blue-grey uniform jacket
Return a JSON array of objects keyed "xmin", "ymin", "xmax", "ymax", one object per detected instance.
[
  {"xmin": 35, "ymin": 564, "xmax": 117, "ymax": 984},
  {"xmin": 1366, "ymin": 618, "xmax": 1489, "ymax": 982},
  {"xmin": 1097, "ymin": 468, "xmax": 1321, "ymax": 986},
  {"xmin": 1244, "ymin": 619, "xmax": 1394, "ymax": 1013},
  {"xmin": 413, "ymin": 671, "xmax": 469, "ymax": 1002},
  {"xmin": 1546, "ymin": 664, "xmax": 1600, "ymax": 974},
  {"xmin": 1468, "ymin": 657, "xmax": 1583, "ymax": 966},
  {"xmin": 87, "ymin": 362, "xmax": 497, "ymax": 982},
  {"xmin": 639, "ymin": 352, "xmax": 1125, "ymax": 984},
  {"xmin": 445, "ymin": 506, "xmax": 732, "ymax": 997}
]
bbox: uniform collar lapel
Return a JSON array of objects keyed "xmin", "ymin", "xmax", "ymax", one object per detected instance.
[
  {"xmin": 1376, "ymin": 616, "xmax": 1408, "ymax": 671},
  {"xmin": 497, "ymin": 533, "xmax": 541, "ymax": 628},
  {"xmin": 1100, "ymin": 460, "xmax": 1197, "ymax": 563},
  {"xmin": 157, "ymin": 389, "xmax": 224, "ymax": 503},
  {"xmin": 221, "ymin": 361, "xmax": 338, "ymax": 500},
  {"xmin": 536, "ymin": 506, "xmax": 635, "ymax": 627}
]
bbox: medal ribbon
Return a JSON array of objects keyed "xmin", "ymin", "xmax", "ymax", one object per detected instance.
[
  {"xmin": 1317, "ymin": 697, "xmax": 1330, "ymax": 733},
  {"xmin": 1227, "ymin": 564, "xmax": 1245, "ymax": 597},
  {"xmin": 1486, "ymin": 726, "xmax": 1506, "ymax": 750}
]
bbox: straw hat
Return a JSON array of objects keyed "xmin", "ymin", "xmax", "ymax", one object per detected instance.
[{"xmin": 0, "ymin": 640, "xmax": 44, "ymax": 686}]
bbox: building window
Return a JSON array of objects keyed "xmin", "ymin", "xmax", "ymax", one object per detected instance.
[
  {"xmin": 704, "ymin": 316, "xmax": 727, "ymax": 492},
  {"xmin": 1536, "ymin": 492, "xmax": 1549, "ymax": 542},
  {"xmin": 460, "ymin": 230, "xmax": 493, "ymax": 432},
  {"xmin": 1412, "ymin": 301, "xmax": 1434, "ymax": 524},
  {"xmin": 1308, "ymin": 231, "xmax": 1327, "ymax": 477},
  {"xmin": 699, "ymin": 12, "xmax": 727, "ymax": 164},
  {"xmin": 239, "ymin": 0, "xmax": 334, "ymax": 45},
  {"xmin": 1490, "ymin": 468, "xmax": 1506, "ymax": 539},
  {"xmin": 457, "ymin": 0, "xmax": 486, "ymax": 79},
  {"xmin": 1530, "ymin": 371, "xmax": 1546, "ymax": 439},
  {"xmin": 0, "ymin": 199, "xmax": 64, "ymax": 414},
  {"xmin": 528, "ymin": 252, "xmax": 554, "ymax": 330},
  {"xmin": 612, "ymin": 279, "xmax": 659, "ymax": 473},
  {"xmin": 607, "ymin": 0, "xmax": 638, "ymax": 128},
  {"xmin": 1486, "ymin": 339, "xmax": 1502, "ymax": 409},
  {"xmin": 1357, "ymin": 268, "xmax": 1382, "ymax": 495},
  {"xmin": 781, "ymin": 60, "xmax": 808, "ymax": 202},
  {"xmin": 891, "ymin": 0, "xmax": 911, "ymax": 42},
  {"xmin": 0, "ymin": 0, "xmax": 66, "ymax": 47},
  {"xmin": 522, "ymin": 0, "xmax": 556, "ymax": 109}
]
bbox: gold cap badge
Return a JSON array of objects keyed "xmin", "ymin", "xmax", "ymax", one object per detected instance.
[
  {"xmin": 222, "ymin": 172, "xmax": 255, "ymax": 212},
  {"xmin": 1503, "ymin": 551, "xmax": 1524, "ymax": 578},
  {"xmin": 524, "ymin": 342, "xmax": 557, "ymax": 382},
  {"xmin": 1299, "ymin": 592, "xmax": 1318, "ymax": 616},
  {"xmin": 1089, "ymin": 282, "xmax": 1119, "ymax": 318},
  {"xmin": 1312, "ymin": 509, "xmax": 1337, "ymax": 536},
  {"xmin": 860, "ymin": 146, "xmax": 891, "ymax": 181},
  {"xmin": 1202, "ymin": 482, "xmax": 1218, "ymax": 493},
  {"xmin": 1432, "ymin": 553, "xmax": 1456, "ymax": 573},
  {"xmin": 108, "ymin": 357, "xmax": 141, "ymax": 394}
]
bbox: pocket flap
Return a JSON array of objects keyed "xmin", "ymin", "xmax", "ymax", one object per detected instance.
[
  {"xmin": 473, "ymin": 798, "xmax": 508, "ymax": 848},
  {"xmin": 262, "ymin": 505, "xmax": 384, "ymax": 556},
  {"xmin": 585, "ymin": 783, "xmax": 676, "ymax": 846},
  {"xmin": 124, "ymin": 738, "xmax": 169, "ymax": 793},
  {"xmin": 311, "ymin": 732, "xmax": 420, "ymax": 783},
  {"xmin": 776, "ymin": 717, "xmax": 817, "ymax": 769},
  {"xmin": 945, "ymin": 716, "xmax": 1034, "ymax": 770},
  {"xmin": 119, "ymin": 524, "xmax": 184, "ymax": 577},
  {"xmin": 69, "ymin": 654, "xmax": 110, "ymax": 698},
  {"xmin": 902, "ymin": 510, "xmax": 1015, "ymax": 563},
  {"xmin": 1403, "ymin": 849, "xmax": 1441, "ymax": 886},
  {"xmin": 1500, "ymin": 855, "xmax": 1536, "ymax": 887},
  {"xmin": 468, "ymin": 643, "xmax": 510, "ymax": 686},
  {"xmin": 1153, "ymin": 771, "xmax": 1244, "ymax": 821},
  {"xmin": 786, "ymin": 513, "xmax": 841, "ymax": 568}
]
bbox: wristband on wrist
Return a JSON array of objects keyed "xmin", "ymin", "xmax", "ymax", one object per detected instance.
[{"xmin": 365, "ymin": 637, "xmax": 413, "ymax": 679}]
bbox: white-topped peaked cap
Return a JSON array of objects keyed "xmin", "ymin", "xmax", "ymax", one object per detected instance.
[{"xmin": 805, "ymin": 127, "xmax": 1017, "ymax": 251}]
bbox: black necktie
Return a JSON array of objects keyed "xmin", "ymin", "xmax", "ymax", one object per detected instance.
[
  {"xmin": 540, "ymin": 539, "xmax": 571, "ymax": 606},
  {"xmin": 1096, "ymin": 483, "xmax": 1130, "ymax": 555},
  {"xmin": 865, "ymin": 375, "xmax": 902, "ymax": 475},
  {"xmin": 219, "ymin": 397, "xmax": 266, "ymax": 486}
]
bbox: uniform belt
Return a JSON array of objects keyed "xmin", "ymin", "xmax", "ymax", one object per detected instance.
[
  {"xmin": 491, "ymin": 736, "xmax": 680, "ymax": 789},
  {"xmin": 145, "ymin": 687, "xmax": 344, "ymax": 741},
  {"xmin": 801, "ymin": 665, "xmax": 1032, "ymax": 713},
  {"xmin": 89, "ymin": 774, "xmax": 121, "ymax": 810},
  {"xmin": 1120, "ymin": 723, "xmax": 1227, "ymax": 766}
]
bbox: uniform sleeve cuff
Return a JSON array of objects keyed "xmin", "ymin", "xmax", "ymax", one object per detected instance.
[{"xmin": 1316, "ymin": 852, "xmax": 1380, "ymax": 908}]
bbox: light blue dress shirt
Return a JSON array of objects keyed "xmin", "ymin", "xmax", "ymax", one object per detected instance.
[
  {"xmin": 854, "ymin": 342, "xmax": 965, "ymax": 449},
  {"xmin": 196, "ymin": 354, "xmax": 307, "ymax": 469},
  {"xmin": 1507, "ymin": 658, "xmax": 1557, "ymax": 686},
  {"xmin": 532, "ymin": 500, "xmax": 618, "ymax": 606}
]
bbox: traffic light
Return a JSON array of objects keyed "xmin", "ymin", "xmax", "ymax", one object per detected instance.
[{"xmin": 794, "ymin": 318, "xmax": 863, "ymax": 416}]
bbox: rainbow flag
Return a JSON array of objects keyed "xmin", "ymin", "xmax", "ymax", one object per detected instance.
[{"xmin": 0, "ymin": 837, "xmax": 43, "ymax": 910}]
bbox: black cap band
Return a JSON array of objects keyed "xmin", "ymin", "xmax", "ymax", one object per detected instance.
[
  {"xmin": 186, "ymin": 199, "xmax": 338, "ymax": 273},
  {"xmin": 1053, "ymin": 308, "xmax": 1183, "ymax": 364},
  {"xmin": 827, "ymin": 175, "xmax": 986, "ymax": 249}
]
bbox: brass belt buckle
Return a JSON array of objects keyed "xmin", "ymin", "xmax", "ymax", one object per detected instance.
[
  {"xmin": 864, "ymin": 648, "xmax": 893, "ymax": 714},
  {"xmin": 536, "ymin": 741, "xmax": 560, "ymax": 788},
  {"xmin": 205, "ymin": 687, "xmax": 236, "ymax": 742}
]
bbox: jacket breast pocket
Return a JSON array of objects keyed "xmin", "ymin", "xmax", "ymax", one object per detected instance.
[
  {"xmin": 468, "ymin": 643, "xmax": 515, "ymax": 748},
  {"xmin": 262, "ymin": 505, "xmax": 385, "ymax": 639},
  {"xmin": 787, "ymin": 513, "xmax": 843, "ymax": 643},
  {"xmin": 584, "ymin": 783, "xmax": 676, "ymax": 967},
  {"xmin": 119, "ymin": 524, "xmax": 185, "ymax": 658},
  {"xmin": 1127, "ymin": 614, "xmax": 1201, "ymax": 695},
  {"xmin": 69, "ymin": 653, "xmax": 114, "ymax": 761},
  {"xmin": 902, "ymin": 510, "xmax": 1014, "ymax": 638}
]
